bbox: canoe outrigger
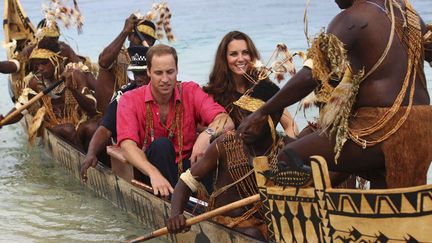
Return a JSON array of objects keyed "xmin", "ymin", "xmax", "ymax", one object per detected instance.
[{"xmin": 4, "ymin": 0, "xmax": 432, "ymax": 242}]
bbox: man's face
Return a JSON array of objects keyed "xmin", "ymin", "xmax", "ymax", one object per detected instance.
[
  {"xmin": 132, "ymin": 71, "xmax": 150, "ymax": 86},
  {"xmin": 32, "ymin": 59, "xmax": 55, "ymax": 80},
  {"xmin": 128, "ymin": 32, "xmax": 143, "ymax": 46},
  {"xmin": 335, "ymin": 0, "xmax": 354, "ymax": 9},
  {"xmin": 128, "ymin": 32, "xmax": 155, "ymax": 47},
  {"xmin": 147, "ymin": 54, "xmax": 178, "ymax": 99}
]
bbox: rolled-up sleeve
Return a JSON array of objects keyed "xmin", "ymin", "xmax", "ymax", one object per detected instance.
[
  {"xmin": 116, "ymin": 94, "xmax": 141, "ymax": 147},
  {"xmin": 191, "ymin": 83, "xmax": 226, "ymax": 125}
]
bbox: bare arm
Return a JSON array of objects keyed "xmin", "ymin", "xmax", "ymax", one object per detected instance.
[
  {"xmin": 80, "ymin": 125, "xmax": 111, "ymax": 181},
  {"xmin": 280, "ymin": 109, "xmax": 299, "ymax": 138},
  {"xmin": 190, "ymin": 113, "xmax": 234, "ymax": 164},
  {"xmin": 121, "ymin": 139, "xmax": 174, "ymax": 196},
  {"xmin": 65, "ymin": 69, "xmax": 98, "ymax": 117},
  {"xmin": 238, "ymin": 11, "xmax": 358, "ymax": 137},
  {"xmin": 168, "ymin": 138, "xmax": 220, "ymax": 233},
  {"xmin": 0, "ymin": 108, "xmax": 23, "ymax": 128},
  {"xmin": 420, "ymin": 17, "xmax": 432, "ymax": 63},
  {"xmin": 59, "ymin": 42, "xmax": 81, "ymax": 63},
  {"xmin": 238, "ymin": 68, "xmax": 316, "ymax": 137},
  {"xmin": 98, "ymin": 14, "xmax": 138, "ymax": 69},
  {"xmin": 0, "ymin": 60, "xmax": 18, "ymax": 74}
]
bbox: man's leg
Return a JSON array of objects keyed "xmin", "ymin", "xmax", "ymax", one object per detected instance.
[
  {"xmin": 145, "ymin": 137, "xmax": 178, "ymax": 186},
  {"xmin": 278, "ymin": 131, "xmax": 385, "ymax": 178}
]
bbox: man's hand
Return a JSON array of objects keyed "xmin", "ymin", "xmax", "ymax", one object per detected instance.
[
  {"xmin": 123, "ymin": 14, "xmax": 139, "ymax": 34},
  {"xmin": 150, "ymin": 172, "xmax": 174, "ymax": 197},
  {"xmin": 62, "ymin": 69, "xmax": 75, "ymax": 89},
  {"xmin": 167, "ymin": 214, "xmax": 190, "ymax": 234},
  {"xmin": 237, "ymin": 109, "xmax": 267, "ymax": 141},
  {"xmin": 59, "ymin": 44, "xmax": 79, "ymax": 62},
  {"xmin": 0, "ymin": 114, "xmax": 4, "ymax": 129},
  {"xmin": 190, "ymin": 132, "xmax": 211, "ymax": 165},
  {"xmin": 80, "ymin": 154, "xmax": 98, "ymax": 182}
]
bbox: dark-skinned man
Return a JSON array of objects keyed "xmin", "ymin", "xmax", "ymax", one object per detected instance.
[
  {"xmin": 238, "ymin": 0, "xmax": 432, "ymax": 189},
  {"xmin": 95, "ymin": 14, "xmax": 157, "ymax": 113}
]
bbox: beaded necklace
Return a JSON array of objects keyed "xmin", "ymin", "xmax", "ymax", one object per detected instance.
[{"xmin": 143, "ymin": 82, "xmax": 184, "ymax": 175}]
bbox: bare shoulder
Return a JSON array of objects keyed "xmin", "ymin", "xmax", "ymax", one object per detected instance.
[{"xmin": 327, "ymin": 6, "xmax": 365, "ymax": 49}]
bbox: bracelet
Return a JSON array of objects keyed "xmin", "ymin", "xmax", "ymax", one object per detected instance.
[
  {"xmin": 9, "ymin": 59, "xmax": 20, "ymax": 72},
  {"xmin": 303, "ymin": 59, "xmax": 313, "ymax": 70}
]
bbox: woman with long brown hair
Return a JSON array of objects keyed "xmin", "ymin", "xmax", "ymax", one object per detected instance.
[{"xmin": 203, "ymin": 31, "xmax": 298, "ymax": 137}]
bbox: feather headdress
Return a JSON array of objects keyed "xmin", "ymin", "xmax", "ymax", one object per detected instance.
[
  {"xmin": 38, "ymin": 0, "xmax": 84, "ymax": 39},
  {"xmin": 248, "ymin": 43, "xmax": 300, "ymax": 85},
  {"xmin": 144, "ymin": 2, "xmax": 175, "ymax": 42}
]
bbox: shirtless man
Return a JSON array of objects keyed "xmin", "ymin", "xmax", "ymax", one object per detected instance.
[
  {"xmin": 21, "ymin": 19, "xmax": 82, "ymax": 67},
  {"xmin": 238, "ymin": 0, "xmax": 432, "ymax": 188},
  {"xmin": 96, "ymin": 15, "xmax": 156, "ymax": 112}
]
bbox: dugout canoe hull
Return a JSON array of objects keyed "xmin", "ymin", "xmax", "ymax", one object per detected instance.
[
  {"xmin": 253, "ymin": 156, "xmax": 432, "ymax": 243},
  {"xmin": 34, "ymin": 118, "xmax": 260, "ymax": 242}
]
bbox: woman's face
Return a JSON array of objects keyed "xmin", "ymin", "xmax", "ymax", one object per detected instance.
[{"xmin": 226, "ymin": 39, "xmax": 251, "ymax": 76}]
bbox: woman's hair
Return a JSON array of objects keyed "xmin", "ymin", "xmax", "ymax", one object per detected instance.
[{"xmin": 203, "ymin": 31, "xmax": 260, "ymax": 108}]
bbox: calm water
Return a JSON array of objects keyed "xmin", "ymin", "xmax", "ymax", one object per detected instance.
[{"xmin": 0, "ymin": 0, "xmax": 431, "ymax": 242}]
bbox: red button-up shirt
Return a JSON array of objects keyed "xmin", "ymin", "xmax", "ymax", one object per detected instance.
[{"xmin": 117, "ymin": 81, "xmax": 226, "ymax": 163}]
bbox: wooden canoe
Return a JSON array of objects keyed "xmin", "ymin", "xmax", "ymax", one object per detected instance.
[
  {"xmin": 3, "ymin": 0, "xmax": 36, "ymax": 102},
  {"xmin": 3, "ymin": 0, "xmax": 261, "ymax": 242}
]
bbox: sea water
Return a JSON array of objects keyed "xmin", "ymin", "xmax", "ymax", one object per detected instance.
[{"xmin": 0, "ymin": 0, "xmax": 431, "ymax": 242}]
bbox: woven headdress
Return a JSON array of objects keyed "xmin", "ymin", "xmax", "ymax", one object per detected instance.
[{"xmin": 29, "ymin": 47, "xmax": 63, "ymax": 80}]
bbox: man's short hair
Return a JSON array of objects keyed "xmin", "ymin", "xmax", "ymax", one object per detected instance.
[{"xmin": 146, "ymin": 44, "xmax": 178, "ymax": 70}]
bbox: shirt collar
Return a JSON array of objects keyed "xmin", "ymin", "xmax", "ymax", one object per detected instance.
[{"xmin": 144, "ymin": 82, "xmax": 181, "ymax": 103}]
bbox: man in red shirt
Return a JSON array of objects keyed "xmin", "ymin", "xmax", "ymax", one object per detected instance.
[{"xmin": 117, "ymin": 44, "xmax": 234, "ymax": 197}]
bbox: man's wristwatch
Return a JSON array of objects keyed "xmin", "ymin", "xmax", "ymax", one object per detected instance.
[
  {"xmin": 204, "ymin": 128, "xmax": 215, "ymax": 136},
  {"xmin": 204, "ymin": 128, "xmax": 216, "ymax": 142}
]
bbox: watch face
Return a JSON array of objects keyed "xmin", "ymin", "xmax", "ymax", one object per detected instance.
[{"xmin": 205, "ymin": 128, "xmax": 215, "ymax": 135}]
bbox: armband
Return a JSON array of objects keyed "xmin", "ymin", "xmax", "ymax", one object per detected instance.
[
  {"xmin": 81, "ymin": 87, "xmax": 97, "ymax": 108},
  {"xmin": 303, "ymin": 59, "xmax": 314, "ymax": 70},
  {"xmin": 9, "ymin": 59, "xmax": 20, "ymax": 72},
  {"xmin": 98, "ymin": 60, "xmax": 115, "ymax": 70},
  {"xmin": 179, "ymin": 169, "xmax": 201, "ymax": 193}
]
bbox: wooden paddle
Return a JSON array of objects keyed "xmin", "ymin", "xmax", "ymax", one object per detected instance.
[
  {"xmin": 128, "ymin": 194, "xmax": 261, "ymax": 243},
  {"xmin": 0, "ymin": 79, "xmax": 64, "ymax": 127}
]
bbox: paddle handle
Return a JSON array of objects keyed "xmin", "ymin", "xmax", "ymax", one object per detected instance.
[
  {"xmin": 0, "ymin": 79, "xmax": 64, "ymax": 126},
  {"xmin": 128, "ymin": 194, "xmax": 260, "ymax": 243}
]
